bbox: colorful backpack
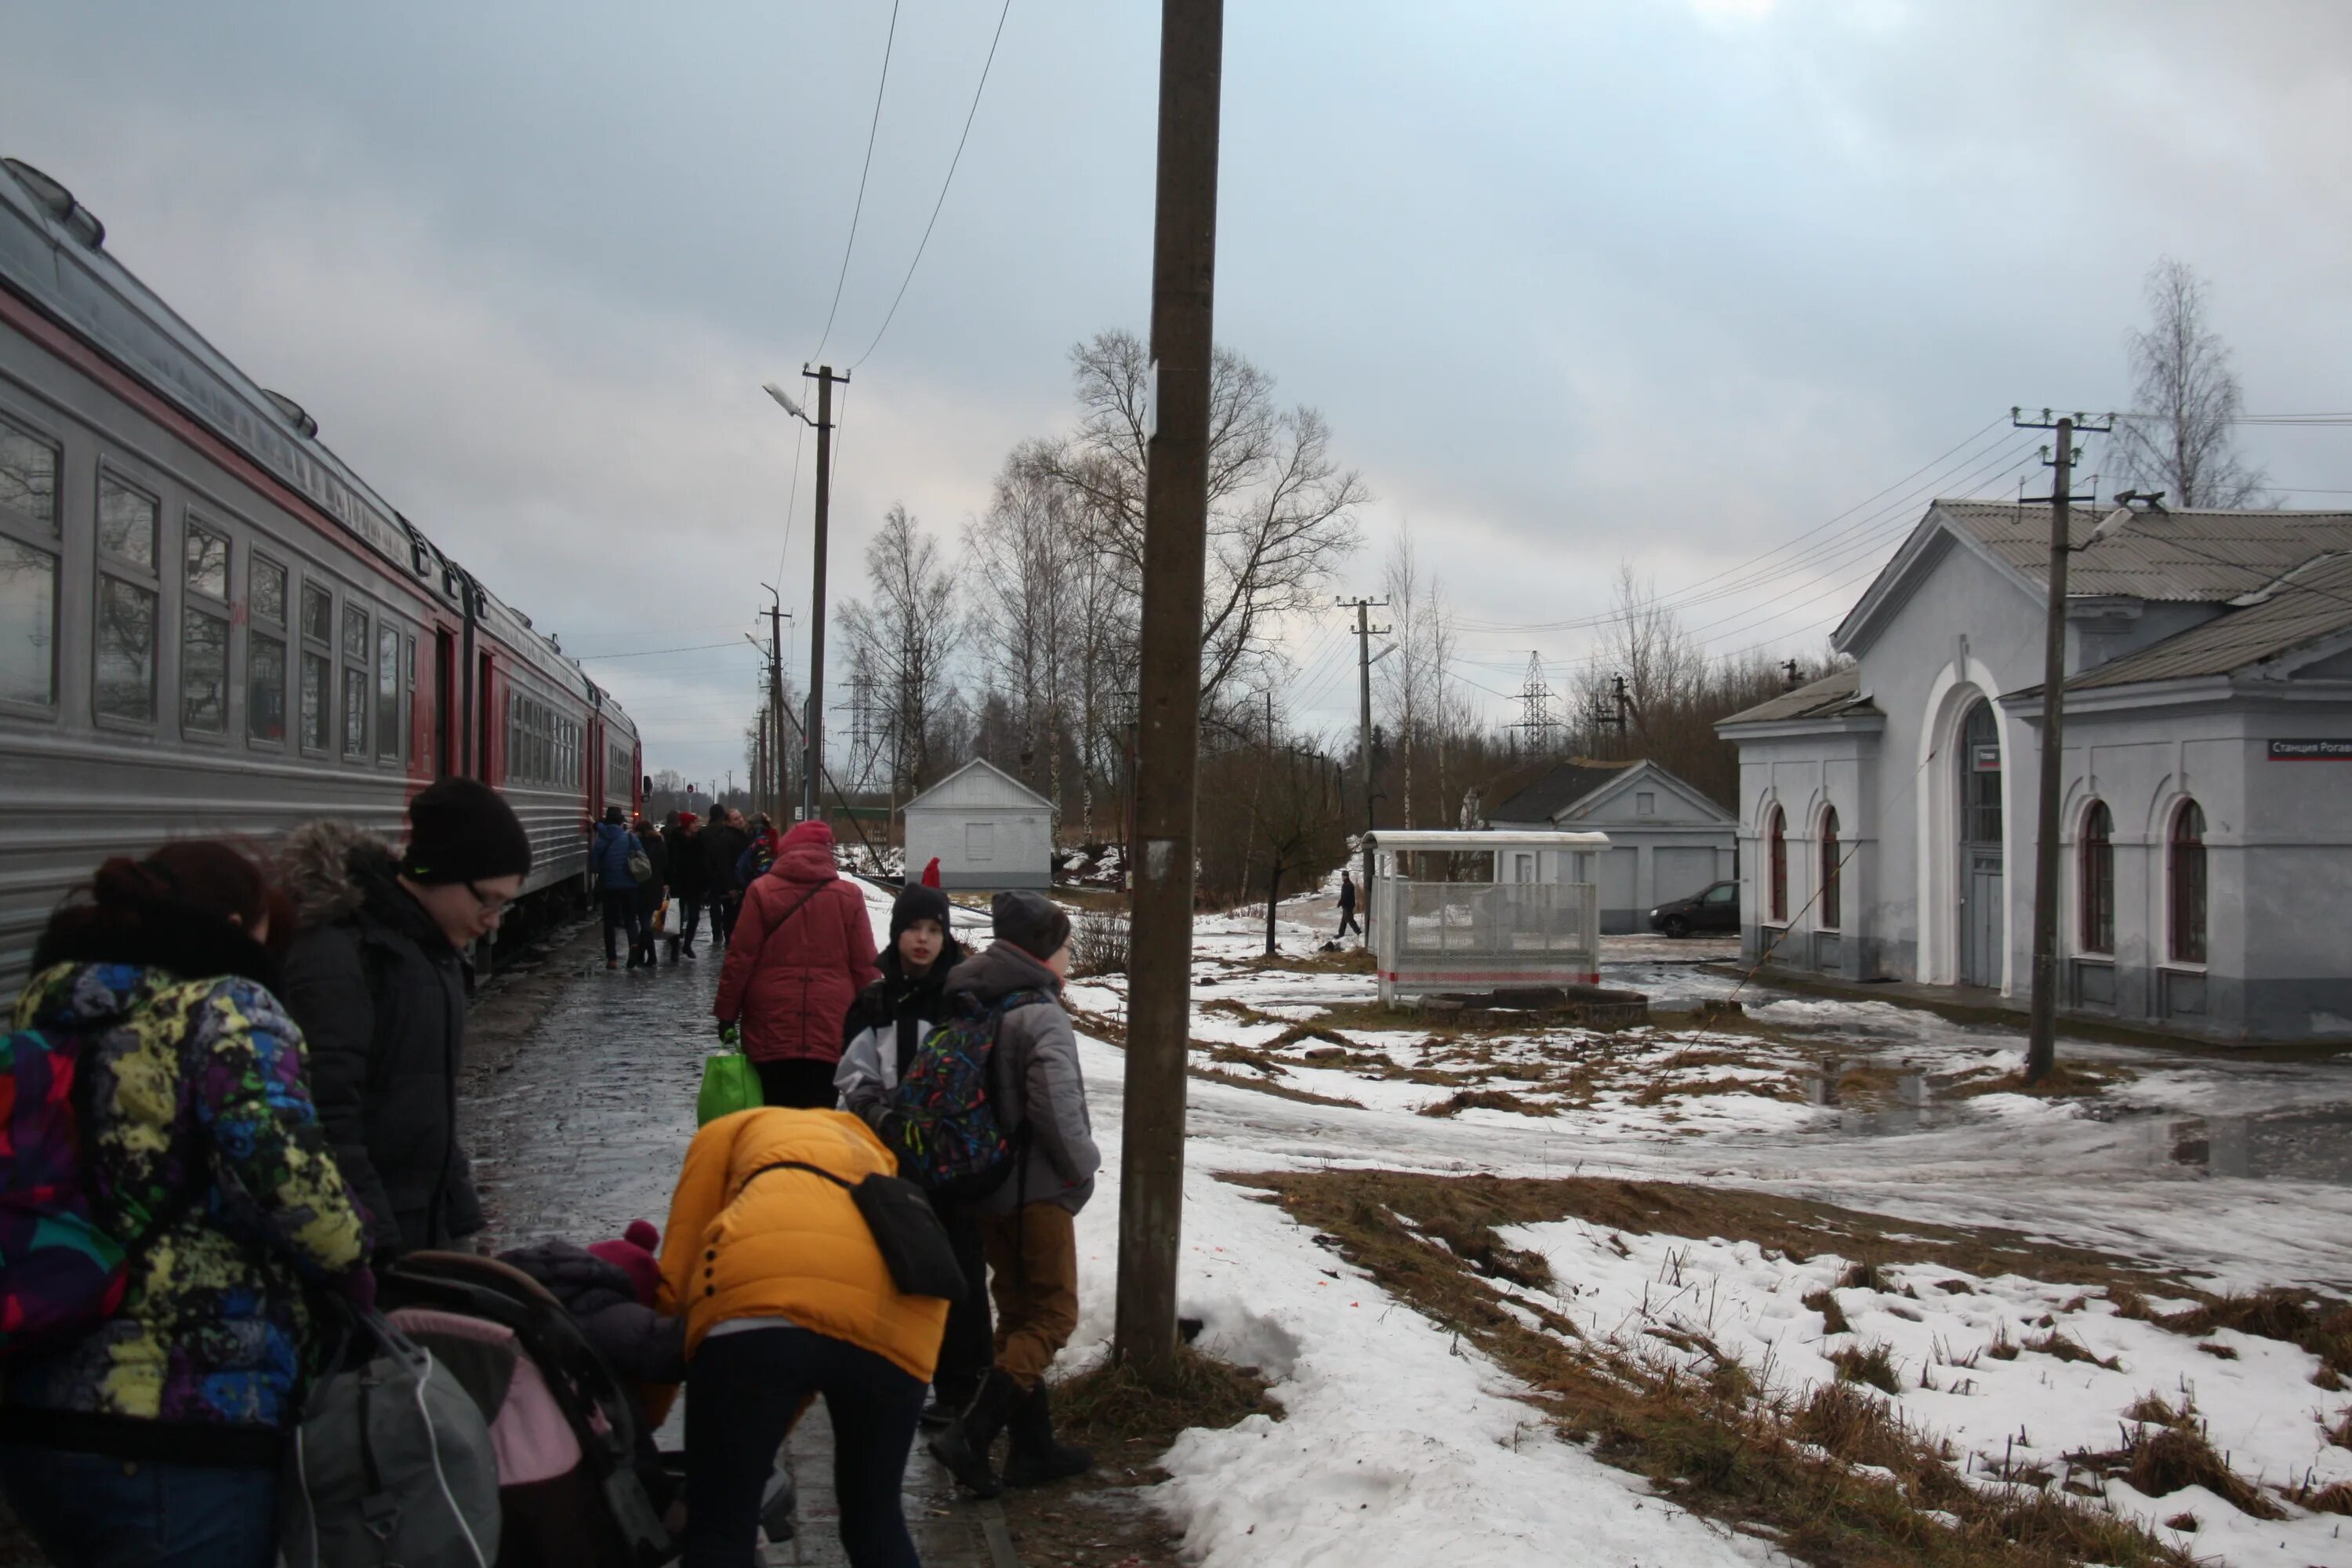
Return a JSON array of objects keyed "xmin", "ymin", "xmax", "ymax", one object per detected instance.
[
  {"xmin": 0, "ymin": 1021, "xmax": 143, "ymax": 1357},
  {"xmin": 885, "ymin": 989, "xmax": 1046, "ymax": 1194}
]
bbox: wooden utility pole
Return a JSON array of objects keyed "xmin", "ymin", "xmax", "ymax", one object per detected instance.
[
  {"xmin": 1338, "ymin": 596, "xmax": 1388, "ymax": 949},
  {"xmin": 2013, "ymin": 407, "xmax": 2112, "ymax": 1085},
  {"xmin": 1115, "ymin": 0, "xmax": 1224, "ymax": 1381},
  {"xmin": 767, "ymin": 595, "xmax": 789, "ymax": 815},
  {"xmin": 802, "ymin": 365, "xmax": 846, "ymax": 825}
]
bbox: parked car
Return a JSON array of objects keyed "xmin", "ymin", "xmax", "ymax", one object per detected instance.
[{"xmin": 1649, "ymin": 880, "xmax": 1740, "ymax": 938}]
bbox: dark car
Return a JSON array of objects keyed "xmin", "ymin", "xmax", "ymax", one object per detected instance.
[{"xmin": 1649, "ymin": 880, "xmax": 1739, "ymax": 938}]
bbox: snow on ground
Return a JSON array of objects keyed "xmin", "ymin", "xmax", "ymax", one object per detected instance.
[{"xmin": 1491, "ymin": 1219, "xmax": 2352, "ymax": 1565}]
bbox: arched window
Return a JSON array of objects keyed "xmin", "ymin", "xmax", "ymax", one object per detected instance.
[
  {"xmin": 1819, "ymin": 807, "xmax": 1841, "ymax": 929},
  {"xmin": 2079, "ymin": 800, "xmax": 2113, "ymax": 954},
  {"xmin": 1767, "ymin": 806, "xmax": 1788, "ymax": 923},
  {"xmin": 2169, "ymin": 800, "xmax": 2207, "ymax": 964}
]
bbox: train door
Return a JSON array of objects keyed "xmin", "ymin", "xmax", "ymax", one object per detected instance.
[
  {"xmin": 434, "ymin": 630, "xmax": 456, "ymax": 778},
  {"xmin": 477, "ymin": 654, "xmax": 495, "ymax": 782}
]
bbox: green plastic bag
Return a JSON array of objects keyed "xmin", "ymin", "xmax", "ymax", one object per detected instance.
[{"xmin": 697, "ymin": 1045, "xmax": 761, "ymax": 1127}]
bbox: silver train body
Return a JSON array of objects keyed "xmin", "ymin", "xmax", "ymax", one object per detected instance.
[{"xmin": 0, "ymin": 158, "xmax": 639, "ymax": 986}]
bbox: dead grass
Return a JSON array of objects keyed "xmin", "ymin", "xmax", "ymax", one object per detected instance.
[
  {"xmin": 1803, "ymin": 1289, "xmax": 1852, "ymax": 1335},
  {"xmin": 1051, "ymin": 1348, "xmax": 1282, "ymax": 1465},
  {"xmin": 1942, "ymin": 1062, "xmax": 2130, "ymax": 1099},
  {"xmin": 2068, "ymin": 1419, "xmax": 2286, "ymax": 1522},
  {"xmin": 1238, "ymin": 1168, "xmax": 2193, "ymax": 1568},
  {"xmin": 1419, "ymin": 1087, "xmax": 1558, "ymax": 1120},
  {"xmin": 2021, "ymin": 1329, "xmax": 2122, "ymax": 1370},
  {"xmin": 2114, "ymin": 1287, "xmax": 2352, "ymax": 1385},
  {"xmin": 1828, "ymin": 1340, "xmax": 1904, "ymax": 1395},
  {"xmin": 1236, "ymin": 944, "xmax": 1374, "ymax": 976}
]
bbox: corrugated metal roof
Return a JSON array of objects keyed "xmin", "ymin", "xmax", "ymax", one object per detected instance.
[
  {"xmin": 2065, "ymin": 553, "xmax": 2352, "ymax": 689},
  {"xmin": 1935, "ymin": 501, "xmax": 2352, "ymax": 602},
  {"xmin": 1486, "ymin": 762, "xmax": 1636, "ymax": 822},
  {"xmin": 1717, "ymin": 665, "xmax": 1876, "ymax": 728}
]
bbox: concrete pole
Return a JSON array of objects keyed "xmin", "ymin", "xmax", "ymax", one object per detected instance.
[{"xmin": 2026, "ymin": 416, "xmax": 2074, "ymax": 1085}]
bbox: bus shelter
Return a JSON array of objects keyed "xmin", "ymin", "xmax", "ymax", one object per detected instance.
[{"xmin": 1364, "ymin": 829, "xmax": 1611, "ymax": 1003}]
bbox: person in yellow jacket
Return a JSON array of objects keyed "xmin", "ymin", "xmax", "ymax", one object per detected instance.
[{"xmin": 658, "ymin": 1107, "xmax": 949, "ymax": 1568}]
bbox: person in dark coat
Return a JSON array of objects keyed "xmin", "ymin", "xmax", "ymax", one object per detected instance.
[
  {"xmin": 664, "ymin": 811, "xmax": 706, "ymax": 962},
  {"xmin": 633, "ymin": 820, "xmax": 670, "ymax": 971},
  {"xmin": 701, "ymin": 808, "xmax": 752, "ymax": 949},
  {"xmin": 713, "ymin": 820, "xmax": 877, "ymax": 1109},
  {"xmin": 833, "ymin": 884, "xmax": 985, "ymax": 1422},
  {"xmin": 499, "ymin": 1223, "xmax": 687, "ymax": 1388},
  {"xmin": 591, "ymin": 804, "xmax": 645, "ymax": 971},
  {"xmin": 278, "ymin": 778, "xmax": 532, "ymax": 1258},
  {"xmin": 1337, "ymin": 869, "xmax": 1360, "ymax": 938}
]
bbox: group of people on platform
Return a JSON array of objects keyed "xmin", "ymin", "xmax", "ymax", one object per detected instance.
[{"xmin": 0, "ymin": 782, "xmax": 1098, "ymax": 1568}]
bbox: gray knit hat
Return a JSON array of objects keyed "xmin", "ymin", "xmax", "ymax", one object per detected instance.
[{"xmin": 991, "ymin": 890, "xmax": 1072, "ymax": 961}]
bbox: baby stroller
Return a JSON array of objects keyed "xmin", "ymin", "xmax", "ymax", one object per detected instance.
[{"xmin": 379, "ymin": 1252, "xmax": 677, "ymax": 1566}]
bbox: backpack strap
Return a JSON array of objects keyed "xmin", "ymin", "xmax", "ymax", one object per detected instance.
[{"xmin": 743, "ymin": 1159, "xmax": 856, "ymax": 1194}]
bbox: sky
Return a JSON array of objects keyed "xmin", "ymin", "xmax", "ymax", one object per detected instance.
[{"xmin": 5, "ymin": 0, "xmax": 2349, "ymax": 786}]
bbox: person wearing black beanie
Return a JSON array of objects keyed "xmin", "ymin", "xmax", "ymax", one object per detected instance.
[{"xmin": 276, "ymin": 780, "xmax": 533, "ymax": 1258}]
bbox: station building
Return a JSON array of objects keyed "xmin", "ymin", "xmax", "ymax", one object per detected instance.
[{"xmin": 1716, "ymin": 499, "xmax": 2352, "ymax": 1043}]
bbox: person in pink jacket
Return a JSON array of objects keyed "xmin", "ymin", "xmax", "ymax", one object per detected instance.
[{"xmin": 713, "ymin": 820, "xmax": 880, "ymax": 1107}]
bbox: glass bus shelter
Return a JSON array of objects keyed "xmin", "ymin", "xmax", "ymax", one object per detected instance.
[{"xmin": 1363, "ymin": 829, "xmax": 1611, "ymax": 1004}]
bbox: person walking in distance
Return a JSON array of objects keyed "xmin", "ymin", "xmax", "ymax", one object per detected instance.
[
  {"xmin": 1337, "ymin": 869, "xmax": 1361, "ymax": 938},
  {"xmin": 279, "ymin": 776, "xmax": 532, "ymax": 1258},
  {"xmin": 836, "ymin": 884, "xmax": 988, "ymax": 1423},
  {"xmin": 0, "ymin": 844, "xmax": 371, "ymax": 1568},
  {"xmin": 665, "ymin": 811, "xmax": 706, "ymax": 961},
  {"xmin": 590, "ymin": 804, "xmax": 646, "ymax": 971},
  {"xmin": 633, "ymin": 813, "xmax": 670, "ymax": 970},
  {"xmin": 701, "ymin": 808, "xmax": 752, "ymax": 949},
  {"xmin": 713, "ymin": 820, "xmax": 877, "ymax": 1109},
  {"xmin": 927, "ymin": 892, "xmax": 1098, "ymax": 1497}
]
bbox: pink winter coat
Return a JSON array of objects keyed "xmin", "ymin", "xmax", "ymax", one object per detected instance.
[{"xmin": 713, "ymin": 822, "xmax": 878, "ymax": 1065}]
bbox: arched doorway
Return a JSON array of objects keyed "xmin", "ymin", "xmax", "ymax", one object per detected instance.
[{"xmin": 1957, "ymin": 699, "xmax": 2002, "ymax": 986}]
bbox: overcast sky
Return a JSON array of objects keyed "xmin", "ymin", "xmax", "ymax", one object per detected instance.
[{"xmin": 6, "ymin": 0, "xmax": 2348, "ymax": 786}]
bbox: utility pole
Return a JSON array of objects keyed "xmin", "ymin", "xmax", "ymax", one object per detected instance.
[
  {"xmin": 1115, "ymin": 0, "xmax": 1223, "ymax": 1383},
  {"xmin": 766, "ymin": 593, "xmax": 790, "ymax": 816},
  {"xmin": 800, "ymin": 365, "xmax": 847, "ymax": 824},
  {"xmin": 1338, "ymin": 596, "xmax": 1390, "ymax": 949},
  {"xmin": 2013, "ymin": 406, "xmax": 2113, "ymax": 1085}
]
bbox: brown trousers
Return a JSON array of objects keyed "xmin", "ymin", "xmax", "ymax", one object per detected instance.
[{"xmin": 979, "ymin": 1203, "xmax": 1080, "ymax": 1390}]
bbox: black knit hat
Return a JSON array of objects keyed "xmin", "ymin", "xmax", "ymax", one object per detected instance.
[
  {"xmin": 990, "ymin": 890, "xmax": 1071, "ymax": 961},
  {"xmin": 891, "ymin": 884, "xmax": 952, "ymax": 945},
  {"xmin": 401, "ymin": 778, "xmax": 534, "ymax": 886}
]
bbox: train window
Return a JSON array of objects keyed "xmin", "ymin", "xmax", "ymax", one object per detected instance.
[
  {"xmin": 341, "ymin": 604, "xmax": 368, "ymax": 759},
  {"xmin": 301, "ymin": 582, "xmax": 331, "ymax": 644},
  {"xmin": 97, "ymin": 475, "xmax": 156, "ymax": 569},
  {"xmin": 0, "ymin": 537, "xmax": 57, "ymax": 706},
  {"xmin": 182, "ymin": 608, "xmax": 228, "ymax": 732},
  {"xmin": 0, "ymin": 419, "xmax": 56, "ymax": 531},
  {"xmin": 183, "ymin": 525, "xmax": 228, "ymax": 600},
  {"xmin": 252, "ymin": 557, "xmax": 287, "ymax": 626},
  {"xmin": 94, "ymin": 576, "xmax": 156, "ymax": 721},
  {"xmin": 376, "ymin": 625, "xmax": 400, "ymax": 761},
  {"xmin": 299, "ymin": 652, "xmax": 328, "ymax": 750},
  {"xmin": 342, "ymin": 604, "xmax": 368, "ymax": 665},
  {"xmin": 249, "ymin": 633, "xmax": 286, "ymax": 742}
]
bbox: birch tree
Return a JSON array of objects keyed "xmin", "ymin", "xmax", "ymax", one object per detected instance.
[
  {"xmin": 836, "ymin": 504, "xmax": 960, "ymax": 795},
  {"xmin": 2115, "ymin": 257, "xmax": 2268, "ymax": 508}
]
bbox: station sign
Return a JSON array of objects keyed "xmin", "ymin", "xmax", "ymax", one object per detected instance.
[{"xmin": 2267, "ymin": 738, "xmax": 2352, "ymax": 761}]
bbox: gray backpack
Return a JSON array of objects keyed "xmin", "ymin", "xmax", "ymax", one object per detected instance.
[{"xmin": 280, "ymin": 1312, "xmax": 502, "ymax": 1567}]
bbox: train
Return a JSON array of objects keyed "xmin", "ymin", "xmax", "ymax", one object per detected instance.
[{"xmin": 0, "ymin": 155, "xmax": 641, "ymax": 985}]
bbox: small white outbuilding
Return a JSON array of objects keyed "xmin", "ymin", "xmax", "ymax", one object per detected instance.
[{"xmin": 900, "ymin": 758, "xmax": 1055, "ymax": 891}]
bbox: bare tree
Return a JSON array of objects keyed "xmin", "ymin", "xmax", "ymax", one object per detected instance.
[
  {"xmin": 964, "ymin": 462, "xmax": 1080, "ymax": 843},
  {"xmin": 2115, "ymin": 257, "xmax": 2268, "ymax": 508},
  {"xmin": 836, "ymin": 504, "xmax": 960, "ymax": 795},
  {"xmin": 1014, "ymin": 330, "xmax": 1368, "ymax": 725},
  {"xmin": 1377, "ymin": 531, "xmax": 1465, "ymax": 827}
]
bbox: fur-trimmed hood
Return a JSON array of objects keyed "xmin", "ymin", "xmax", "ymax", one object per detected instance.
[{"xmin": 278, "ymin": 819, "xmax": 400, "ymax": 930}]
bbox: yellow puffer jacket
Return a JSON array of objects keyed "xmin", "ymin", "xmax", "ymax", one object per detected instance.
[{"xmin": 655, "ymin": 1108, "xmax": 949, "ymax": 1381}]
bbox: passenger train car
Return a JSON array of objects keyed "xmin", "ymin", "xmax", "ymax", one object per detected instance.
[{"xmin": 0, "ymin": 158, "xmax": 640, "ymax": 984}]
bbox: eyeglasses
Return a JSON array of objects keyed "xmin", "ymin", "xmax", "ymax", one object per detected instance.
[{"xmin": 464, "ymin": 882, "xmax": 514, "ymax": 919}]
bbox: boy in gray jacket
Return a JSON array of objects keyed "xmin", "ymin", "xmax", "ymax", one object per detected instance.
[{"xmin": 927, "ymin": 891, "xmax": 1101, "ymax": 1497}]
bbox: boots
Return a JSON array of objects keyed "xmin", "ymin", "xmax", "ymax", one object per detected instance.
[
  {"xmin": 927, "ymin": 1368, "xmax": 1022, "ymax": 1497},
  {"xmin": 1002, "ymin": 1381, "xmax": 1091, "ymax": 1488}
]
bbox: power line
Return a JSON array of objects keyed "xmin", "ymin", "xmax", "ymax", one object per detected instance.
[
  {"xmin": 809, "ymin": 0, "xmax": 903, "ymax": 364},
  {"xmin": 575, "ymin": 641, "xmax": 748, "ymax": 661},
  {"xmin": 851, "ymin": 0, "xmax": 1014, "ymax": 370}
]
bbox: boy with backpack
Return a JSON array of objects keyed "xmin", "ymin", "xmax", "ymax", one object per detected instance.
[{"xmin": 922, "ymin": 891, "xmax": 1098, "ymax": 1497}]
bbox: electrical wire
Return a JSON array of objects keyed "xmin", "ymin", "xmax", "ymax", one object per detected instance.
[
  {"xmin": 575, "ymin": 641, "xmax": 745, "ymax": 661},
  {"xmin": 809, "ymin": 0, "xmax": 902, "ymax": 365},
  {"xmin": 851, "ymin": 0, "xmax": 1014, "ymax": 370}
]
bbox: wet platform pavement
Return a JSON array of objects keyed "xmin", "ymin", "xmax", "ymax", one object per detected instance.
[{"xmin": 466, "ymin": 923, "xmax": 1008, "ymax": 1567}]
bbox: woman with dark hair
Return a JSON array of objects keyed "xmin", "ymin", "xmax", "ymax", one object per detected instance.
[{"xmin": 0, "ymin": 842, "xmax": 371, "ymax": 1568}]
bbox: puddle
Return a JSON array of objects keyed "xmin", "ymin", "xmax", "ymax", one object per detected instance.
[{"xmin": 2165, "ymin": 1107, "xmax": 2352, "ymax": 1185}]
